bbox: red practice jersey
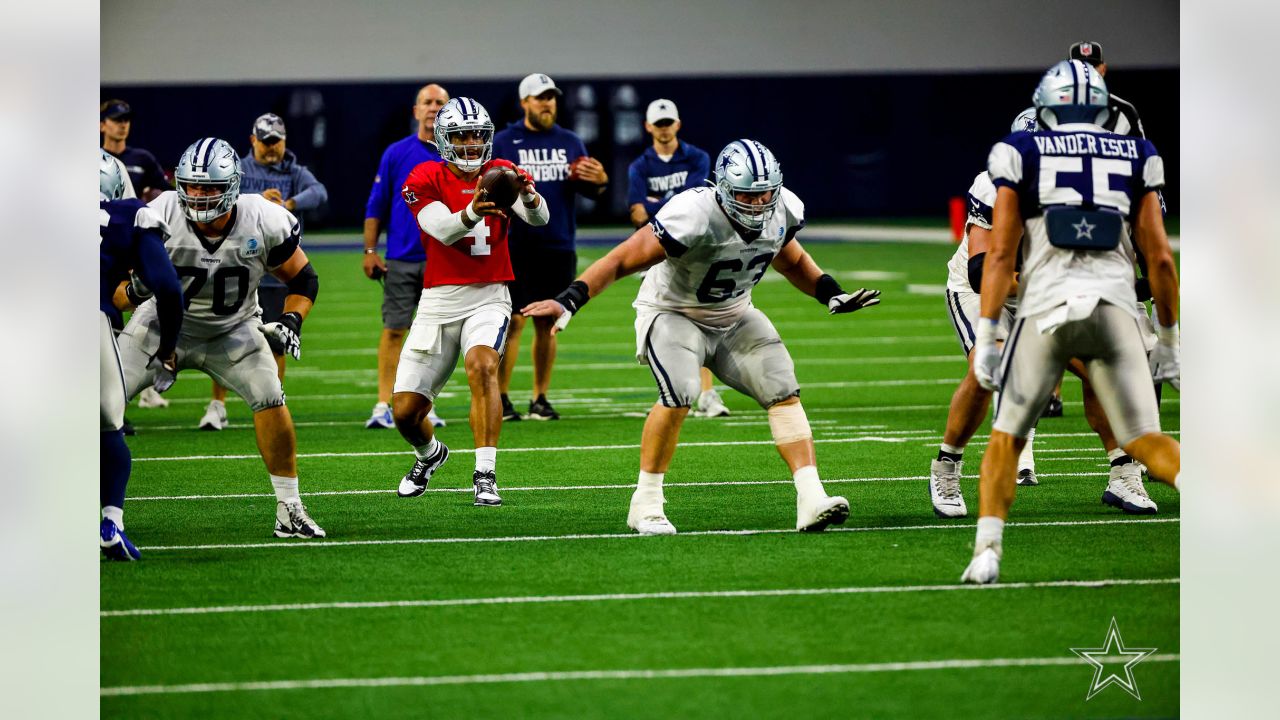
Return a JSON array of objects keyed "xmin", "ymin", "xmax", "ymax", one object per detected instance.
[{"xmin": 400, "ymin": 158, "xmax": 517, "ymax": 289}]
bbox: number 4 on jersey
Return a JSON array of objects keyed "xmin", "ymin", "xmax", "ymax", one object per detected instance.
[{"xmin": 464, "ymin": 219, "xmax": 491, "ymax": 256}]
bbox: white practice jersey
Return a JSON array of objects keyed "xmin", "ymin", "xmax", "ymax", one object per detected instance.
[
  {"xmin": 945, "ymin": 172, "xmax": 996, "ymax": 295},
  {"xmin": 148, "ymin": 192, "xmax": 301, "ymax": 337},
  {"xmin": 636, "ymin": 185, "xmax": 805, "ymax": 329}
]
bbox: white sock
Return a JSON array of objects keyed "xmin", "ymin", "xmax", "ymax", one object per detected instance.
[
  {"xmin": 374, "ymin": 401, "xmax": 389, "ymax": 410},
  {"xmin": 635, "ymin": 470, "xmax": 665, "ymax": 505},
  {"xmin": 940, "ymin": 442, "xmax": 964, "ymax": 456},
  {"xmin": 102, "ymin": 505, "xmax": 124, "ymax": 531},
  {"xmin": 975, "ymin": 515, "xmax": 1005, "ymax": 552},
  {"xmin": 414, "ymin": 436, "xmax": 441, "ymax": 460},
  {"xmin": 1106, "ymin": 448, "xmax": 1127, "ymax": 463},
  {"xmin": 209, "ymin": 399, "xmax": 225, "ymax": 409},
  {"xmin": 475, "ymin": 447, "xmax": 497, "ymax": 473},
  {"xmin": 793, "ymin": 465, "xmax": 824, "ymax": 503},
  {"xmin": 1017, "ymin": 427, "xmax": 1036, "ymax": 470},
  {"xmin": 270, "ymin": 475, "xmax": 300, "ymax": 503}
]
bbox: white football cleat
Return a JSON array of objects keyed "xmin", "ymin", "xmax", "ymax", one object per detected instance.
[
  {"xmin": 1102, "ymin": 463, "xmax": 1158, "ymax": 514},
  {"xmin": 961, "ymin": 546, "xmax": 1001, "ymax": 584},
  {"xmin": 796, "ymin": 494, "xmax": 850, "ymax": 532},
  {"xmin": 198, "ymin": 399, "xmax": 227, "ymax": 431},
  {"xmin": 427, "ymin": 407, "xmax": 447, "ymax": 428},
  {"xmin": 627, "ymin": 492, "xmax": 677, "ymax": 535},
  {"xmin": 929, "ymin": 459, "xmax": 968, "ymax": 518},
  {"xmin": 274, "ymin": 499, "xmax": 326, "ymax": 538},
  {"xmin": 137, "ymin": 385, "xmax": 170, "ymax": 409},
  {"xmin": 365, "ymin": 402, "xmax": 394, "ymax": 429},
  {"xmin": 1016, "ymin": 468, "xmax": 1039, "ymax": 486},
  {"xmin": 693, "ymin": 389, "xmax": 730, "ymax": 418}
]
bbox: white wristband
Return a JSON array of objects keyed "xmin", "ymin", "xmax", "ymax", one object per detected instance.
[
  {"xmin": 1156, "ymin": 323, "xmax": 1178, "ymax": 345},
  {"xmin": 461, "ymin": 204, "xmax": 479, "ymax": 226},
  {"xmin": 975, "ymin": 317, "xmax": 999, "ymax": 344}
]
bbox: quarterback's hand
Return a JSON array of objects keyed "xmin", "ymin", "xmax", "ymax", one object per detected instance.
[
  {"xmin": 362, "ymin": 251, "xmax": 387, "ymax": 280},
  {"xmin": 1150, "ymin": 324, "xmax": 1180, "ymax": 391},
  {"xmin": 469, "ymin": 197, "xmax": 506, "ymax": 219},
  {"xmin": 521, "ymin": 300, "xmax": 571, "ymax": 334},
  {"xmin": 972, "ymin": 318, "xmax": 1003, "ymax": 391},
  {"xmin": 515, "ymin": 168, "xmax": 538, "ymax": 199},
  {"xmin": 828, "ymin": 288, "xmax": 881, "ymax": 315},
  {"xmin": 259, "ymin": 311, "xmax": 303, "ymax": 360},
  {"xmin": 148, "ymin": 353, "xmax": 178, "ymax": 393}
]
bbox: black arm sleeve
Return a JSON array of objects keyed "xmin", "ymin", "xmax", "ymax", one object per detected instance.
[
  {"xmin": 284, "ymin": 262, "xmax": 319, "ymax": 302},
  {"xmin": 267, "ymin": 225, "xmax": 302, "ymax": 268},
  {"xmin": 814, "ymin": 274, "xmax": 845, "ymax": 305},
  {"xmin": 134, "ymin": 228, "xmax": 183, "ymax": 358},
  {"xmin": 967, "ymin": 252, "xmax": 987, "ymax": 293}
]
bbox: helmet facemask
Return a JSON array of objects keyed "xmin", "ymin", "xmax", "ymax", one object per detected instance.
[
  {"xmin": 714, "ymin": 140, "xmax": 783, "ymax": 231},
  {"xmin": 175, "ymin": 138, "xmax": 242, "ymax": 223},
  {"xmin": 177, "ymin": 175, "xmax": 241, "ymax": 222}
]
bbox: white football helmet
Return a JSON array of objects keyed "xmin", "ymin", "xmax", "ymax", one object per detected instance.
[
  {"xmin": 434, "ymin": 97, "xmax": 494, "ymax": 171},
  {"xmin": 1032, "ymin": 60, "xmax": 1110, "ymax": 129},
  {"xmin": 175, "ymin": 138, "xmax": 242, "ymax": 222},
  {"xmin": 1011, "ymin": 107, "xmax": 1039, "ymax": 133},
  {"xmin": 714, "ymin": 139, "xmax": 783, "ymax": 230},
  {"xmin": 100, "ymin": 149, "xmax": 126, "ymax": 201}
]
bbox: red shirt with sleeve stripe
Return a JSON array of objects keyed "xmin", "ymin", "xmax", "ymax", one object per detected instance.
[{"xmin": 400, "ymin": 158, "xmax": 517, "ymax": 289}]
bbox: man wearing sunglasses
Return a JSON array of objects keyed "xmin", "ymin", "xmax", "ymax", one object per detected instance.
[{"xmin": 196, "ymin": 113, "xmax": 329, "ymax": 431}]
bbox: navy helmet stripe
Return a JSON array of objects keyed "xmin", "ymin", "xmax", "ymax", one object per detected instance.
[
  {"xmin": 735, "ymin": 139, "xmax": 760, "ymax": 180},
  {"xmin": 194, "ymin": 137, "xmax": 215, "ymax": 170}
]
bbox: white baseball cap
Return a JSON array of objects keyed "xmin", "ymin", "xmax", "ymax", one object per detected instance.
[
  {"xmin": 646, "ymin": 99, "xmax": 680, "ymax": 124},
  {"xmin": 519, "ymin": 73, "xmax": 562, "ymax": 99}
]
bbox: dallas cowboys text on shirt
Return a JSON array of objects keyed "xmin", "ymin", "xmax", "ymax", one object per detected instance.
[
  {"xmin": 648, "ymin": 171, "xmax": 689, "ymax": 195},
  {"xmin": 517, "ymin": 148, "xmax": 570, "ymax": 181},
  {"xmin": 1033, "ymin": 133, "xmax": 1139, "ymax": 160}
]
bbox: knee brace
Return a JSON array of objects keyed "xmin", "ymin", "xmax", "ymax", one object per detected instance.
[{"xmin": 768, "ymin": 401, "xmax": 812, "ymax": 445}]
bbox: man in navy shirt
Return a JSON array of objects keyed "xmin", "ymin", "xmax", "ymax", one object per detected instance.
[
  {"xmin": 363, "ymin": 83, "xmax": 450, "ymax": 430},
  {"xmin": 100, "ymin": 99, "xmax": 170, "ymax": 201},
  {"xmin": 493, "ymin": 73, "xmax": 608, "ymax": 421},
  {"xmin": 198, "ymin": 113, "xmax": 331, "ymax": 431},
  {"xmin": 624, "ymin": 99, "xmax": 725, "ymax": 418}
]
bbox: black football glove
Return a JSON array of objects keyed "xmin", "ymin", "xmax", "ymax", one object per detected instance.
[{"xmin": 259, "ymin": 311, "xmax": 303, "ymax": 360}]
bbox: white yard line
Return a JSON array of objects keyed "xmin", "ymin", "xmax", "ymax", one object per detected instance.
[
  {"xmin": 138, "ymin": 517, "xmax": 1178, "ymax": 552},
  {"xmin": 100, "ymin": 652, "xmax": 1180, "ymax": 696},
  {"xmin": 130, "ymin": 471, "xmax": 1118, "ymax": 502},
  {"xmin": 101, "ymin": 577, "xmax": 1178, "ymax": 618}
]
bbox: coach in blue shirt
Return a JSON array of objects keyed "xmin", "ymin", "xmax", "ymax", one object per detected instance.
[
  {"xmin": 100, "ymin": 99, "xmax": 170, "ymax": 201},
  {"xmin": 493, "ymin": 73, "xmax": 608, "ymax": 421},
  {"xmin": 626, "ymin": 99, "xmax": 710, "ymax": 227},
  {"xmin": 361, "ymin": 83, "xmax": 449, "ymax": 430}
]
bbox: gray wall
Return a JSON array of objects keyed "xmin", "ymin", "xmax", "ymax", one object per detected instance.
[{"xmin": 104, "ymin": 0, "xmax": 1177, "ymax": 84}]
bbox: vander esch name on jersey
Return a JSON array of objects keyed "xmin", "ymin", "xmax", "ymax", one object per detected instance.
[
  {"xmin": 1033, "ymin": 134, "xmax": 1139, "ymax": 159},
  {"xmin": 516, "ymin": 148, "xmax": 570, "ymax": 182}
]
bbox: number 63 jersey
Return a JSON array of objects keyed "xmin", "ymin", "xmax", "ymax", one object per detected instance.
[
  {"xmin": 634, "ymin": 185, "xmax": 805, "ymax": 358},
  {"xmin": 147, "ymin": 191, "xmax": 301, "ymax": 338}
]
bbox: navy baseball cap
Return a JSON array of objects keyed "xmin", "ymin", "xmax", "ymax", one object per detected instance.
[
  {"xmin": 100, "ymin": 99, "xmax": 132, "ymax": 121},
  {"xmin": 253, "ymin": 113, "xmax": 287, "ymax": 141},
  {"xmin": 1069, "ymin": 41, "xmax": 1105, "ymax": 67}
]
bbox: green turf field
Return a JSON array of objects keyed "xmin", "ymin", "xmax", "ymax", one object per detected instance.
[{"xmin": 101, "ymin": 240, "xmax": 1180, "ymax": 718}]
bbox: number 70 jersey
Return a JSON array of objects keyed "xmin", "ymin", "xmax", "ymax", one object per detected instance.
[
  {"xmin": 147, "ymin": 191, "xmax": 301, "ymax": 338},
  {"xmin": 637, "ymin": 185, "xmax": 805, "ymax": 329}
]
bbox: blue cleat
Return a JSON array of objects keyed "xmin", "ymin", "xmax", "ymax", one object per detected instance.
[{"xmin": 100, "ymin": 518, "xmax": 141, "ymax": 561}]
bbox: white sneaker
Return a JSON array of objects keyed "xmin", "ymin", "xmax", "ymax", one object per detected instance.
[
  {"xmin": 1102, "ymin": 463, "xmax": 1158, "ymax": 514},
  {"xmin": 796, "ymin": 494, "xmax": 850, "ymax": 532},
  {"xmin": 929, "ymin": 459, "xmax": 968, "ymax": 518},
  {"xmin": 274, "ymin": 499, "xmax": 326, "ymax": 538},
  {"xmin": 1016, "ymin": 468, "xmax": 1039, "ymax": 486},
  {"xmin": 961, "ymin": 546, "xmax": 1001, "ymax": 584},
  {"xmin": 427, "ymin": 408, "xmax": 447, "ymax": 428},
  {"xmin": 198, "ymin": 400, "xmax": 227, "ymax": 431},
  {"xmin": 693, "ymin": 389, "xmax": 730, "ymax": 418},
  {"xmin": 365, "ymin": 402, "xmax": 394, "ymax": 429},
  {"xmin": 137, "ymin": 385, "xmax": 169, "ymax": 409},
  {"xmin": 627, "ymin": 491, "xmax": 677, "ymax": 535}
]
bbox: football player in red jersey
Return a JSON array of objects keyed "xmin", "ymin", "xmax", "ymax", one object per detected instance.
[{"xmin": 392, "ymin": 97, "xmax": 549, "ymax": 507}]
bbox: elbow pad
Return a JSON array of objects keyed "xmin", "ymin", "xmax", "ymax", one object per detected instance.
[
  {"xmin": 285, "ymin": 262, "xmax": 319, "ymax": 302},
  {"xmin": 967, "ymin": 253, "xmax": 986, "ymax": 292}
]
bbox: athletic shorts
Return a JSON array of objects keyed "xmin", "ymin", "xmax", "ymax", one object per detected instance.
[
  {"xmin": 993, "ymin": 301, "xmax": 1161, "ymax": 445},
  {"xmin": 508, "ymin": 249, "xmax": 577, "ymax": 311},
  {"xmin": 393, "ymin": 297, "xmax": 512, "ymax": 400},
  {"xmin": 641, "ymin": 308, "xmax": 799, "ymax": 409},
  {"xmin": 382, "ymin": 259, "xmax": 426, "ymax": 330},
  {"xmin": 945, "ymin": 288, "xmax": 1016, "ymax": 357},
  {"xmin": 118, "ymin": 301, "xmax": 285, "ymax": 412},
  {"xmin": 101, "ymin": 312, "xmax": 126, "ymax": 431}
]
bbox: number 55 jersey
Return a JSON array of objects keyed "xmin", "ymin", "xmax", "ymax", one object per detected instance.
[
  {"xmin": 635, "ymin": 185, "xmax": 805, "ymax": 359},
  {"xmin": 146, "ymin": 191, "xmax": 301, "ymax": 337}
]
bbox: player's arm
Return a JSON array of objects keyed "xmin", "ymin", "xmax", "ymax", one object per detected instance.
[
  {"xmin": 510, "ymin": 168, "xmax": 549, "ymax": 226},
  {"xmin": 262, "ymin": 244, "xmax": 318, "ymax": 360},
  {"xmin": 770, "ymin": 238, "xmax": 880, "ymax": 314},
  {"xmin": 979, "ymin": 187, "xmax": 1021, "ymax": 320},
  {"xmin": 1133, "ymin": 189, "xmax": 1180, "ymax": 387},
  {"xmin": 520, "ymin": 224, "xmax": 666, "ymax": 333},
  {"xmin": 133, "ymin": 229, "xmax": 184, "ymax": 361}
]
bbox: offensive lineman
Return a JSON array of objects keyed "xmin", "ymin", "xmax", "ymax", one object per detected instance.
[
  {"xmin": 523, "ymin": 140, "xmax": 880, "ymax": 534},
  {"xmin": 117, "ymin": 137, "xmax": 325, "ymax": 538},
  {"xmin": 99, "ymin": 150, "xmax": 183, "ymax": 559},
  {"xmin": 961, "ymin": 62, "xmax": 1181, "ymax": 583},
  {"xmin": 392, "ymin": 98, "xmax": 548, "ymax": 506}
]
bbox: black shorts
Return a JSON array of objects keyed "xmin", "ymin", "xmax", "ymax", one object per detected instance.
[{"xmin": 508, "ymin": 249, "xmax": 578, "ymax": 310}]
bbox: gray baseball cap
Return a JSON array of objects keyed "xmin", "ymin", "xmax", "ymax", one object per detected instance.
[{"xmin": 253, "ymin": 113, "xmax": 287, "ymax": 141}]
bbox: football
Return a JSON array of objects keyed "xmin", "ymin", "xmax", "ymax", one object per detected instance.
[{"xmin": 477, "ymin": 166, "xmax": 522, "ymax": 208}]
